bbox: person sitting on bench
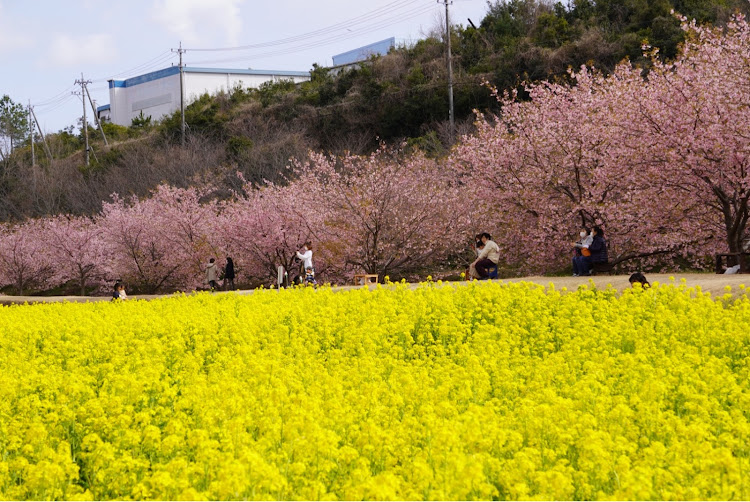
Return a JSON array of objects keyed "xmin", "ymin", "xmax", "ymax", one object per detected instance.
[
  {"xmin": 472, "ymin": 232, "xmax": 500, "ymax": 279},
  {"xmin": 579, "ymin": 226, "xmax": 608, "ymax": 276}
]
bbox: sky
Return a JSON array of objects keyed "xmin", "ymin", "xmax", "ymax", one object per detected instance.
[{"xmin": 0, "ymin": 0, "xmax": 490, "ymax": 134}]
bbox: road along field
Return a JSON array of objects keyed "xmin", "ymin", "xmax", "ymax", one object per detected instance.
[{"xmin": 1, "ymin": 280, "xmax": 749, "ymax": 499}]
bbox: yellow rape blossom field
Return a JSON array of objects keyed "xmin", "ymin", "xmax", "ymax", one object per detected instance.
[{"xmin": 1, "ymin": 280, "xmax": 750, "ymax": 501}]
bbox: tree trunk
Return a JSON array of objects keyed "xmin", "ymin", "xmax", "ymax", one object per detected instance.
[{"xmin": 725, "ymin": 213, "xmax": 745, "ymax": 254}]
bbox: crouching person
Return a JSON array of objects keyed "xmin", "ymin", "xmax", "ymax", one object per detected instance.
[{"xmin": 472, "ymin": 232, "xmax": 500, "ymax": 279}]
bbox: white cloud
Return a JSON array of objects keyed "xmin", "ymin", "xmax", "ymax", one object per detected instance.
[
  {"xmin": 45, "ymin": 33, "xmax": 116, "ymax": 67},
  {"xmin": 0, "ymin": 2, "xmax": 34, "ymax": 53},
  {"xmin": 151, "ymin": 0, "xmax": 244, "ymax": 46}
]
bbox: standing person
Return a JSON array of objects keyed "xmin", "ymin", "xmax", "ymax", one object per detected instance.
[
  {"xmin": 296, "ymin": 242, "xmax": 314, "ymax": 281},
  {"xmin": 224, "ymin": 257, "xmax": 235, "ymax": 290},
  {"xmin": 580, "ymin": 226, "xmax": 608, "ymax": 276},
  {"xmin": 205, "ymin": 258, "xmax": 220, "ymax": 290},
  {"xmin": 472, "ymin": 233, "xmax": 500, "ymax": 279},
  {"xmin": 572, "ymin": 227, "xmax": 592, "ymax": 277}
]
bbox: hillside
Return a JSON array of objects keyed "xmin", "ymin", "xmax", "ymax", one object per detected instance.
[{"xmin": 1, "ymin": 0, "xmax": 748, "ymax": 221}]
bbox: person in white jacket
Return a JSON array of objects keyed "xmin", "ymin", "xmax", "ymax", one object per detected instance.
[
  {"xmin": 572, "ymin": 227, "xmax": 593, "ymax": 276},
  {"xmin": 296, "ymin": 242, "xmax": 314, "ymax": 281},
  {"xmin": 472, "ymin": 233, "xmax": 500, "ymax": 279},
  {"xmin": 205, "ymin": 258, "xmax": 219, "ymax": 290}
]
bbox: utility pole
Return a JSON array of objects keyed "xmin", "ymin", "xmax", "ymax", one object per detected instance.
[
  {"xmin": 74, "ymin": 73, "xmax": 92, "ymax": 166},
  {"xmin": 440, "ymin": 0, "xmax": 455, "ymax": 144},
  {"xmin": 29, "ymin": 105, "xmax": 53, "ymax": 165},
  {"xmin": 85, "ymin": 85, "xmax": 108, "ymax": 146},
  {"xmin": 172, "ymin": 42, "xmax": 186, "ymax": 146},
  {"xmin": 28, "ymin": 100, "xmax": 35, "ymax": 166}
]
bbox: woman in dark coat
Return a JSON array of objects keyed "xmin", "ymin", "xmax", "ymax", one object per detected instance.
[
  {"xmin": 580, "ymin": 226, "xmax": 608, "ymax": 276},
  {"xmin": 224, "ymin": 257, "xmax": 236, "ymax": 290}
]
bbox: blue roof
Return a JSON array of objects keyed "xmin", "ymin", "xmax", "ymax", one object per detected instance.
[
  {"xmin": 96, "ymin": 104, "xmax": 110, "ymax": 112},
  {"xmin": 333, "ymin": 37, "xmax": 395, "ymax": 66},
  {"xmin": 109, "ymin": 66, "xmax": 310, "ymax": 88}
]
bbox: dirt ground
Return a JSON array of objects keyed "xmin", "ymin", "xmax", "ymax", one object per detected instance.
[
  {"xmin": 499, "ymin": 273, "xmax": 749, "ymax": 296},
  {"xmin": 1, "ymin": 273, "xmax": 748, "ymax": 307}
]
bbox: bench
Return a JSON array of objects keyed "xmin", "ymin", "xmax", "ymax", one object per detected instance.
[
  {"xmin": 487, "ymin": 264, "xmax": 498, "ymax": 279},
  {"xmin": 354, "ymin": 274, "xmax": 379, "ymax": 285},
  {"xmin": 591, "ymin": 262, "xmax": 613, "ymax": 275},
  {"xmin": 715, "ymin": 252, "xmax": 750, "ymax": 274}
]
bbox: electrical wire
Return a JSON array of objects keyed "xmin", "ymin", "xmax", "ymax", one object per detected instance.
[
  {"xmin": 33, "ymin": 85, "xmax": 77, "ymax": 106},
  {"xmin": 188, "ymin": 3, "xmax": 436, "ymax": 66},
  {"xmin": 90, "ymin": 51, "xmax": 176, "ymax": 82},
  {"xmin": 34, "ymin": 93, "xmax": 74, "ymax": 110},
  {"xmin": 34, "ymin": 95, "xmax": 77, "ymax": 115},
  {"xmin": 187, "ymin": 0, "xmax": 425, "ymax": 52}
]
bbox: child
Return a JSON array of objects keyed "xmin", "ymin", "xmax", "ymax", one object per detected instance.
[
  {"xmin": 304, "ymin": 266, "xmax": 317, "ymax": 286},
  {"xmin": 112, "ymin": 281, "xmax": 127, "ymax": 300},
  {"xmin": 467, "ymin": 237, "xmax": 484, "ymax": 280},
  {"xmin": 628, "ymin": 272, "xmax": 650, "ymax": 288}
]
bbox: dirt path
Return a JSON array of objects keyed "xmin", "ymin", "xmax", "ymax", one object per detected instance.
[
  {"xmin": 1, "ymin": 273, "xmax": 747, "ymax": 306},
  {"xmin": 498, "ymin": 273, "xmax": 748, "ymax": 296}
]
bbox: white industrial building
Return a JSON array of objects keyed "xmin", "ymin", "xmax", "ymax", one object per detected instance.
[
  {"xmin": 332, "ymin": 37, "xmax": 396, "ymax": 69},
  {"xmin": 99, "ymin": 66, "xmax": 310, "ymax": 126}
]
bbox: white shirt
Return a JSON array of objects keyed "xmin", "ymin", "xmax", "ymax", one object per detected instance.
[
  {"xmin": 477, "ymin": 240, "xmax": 500, "ymax": 264},
  {"xmin": 296, "ymin": 249, "xmax": 313, "ymax": 269},
  {"xmin": 576, "ymin": 233, "xmax": 594, "ymax": 249}
]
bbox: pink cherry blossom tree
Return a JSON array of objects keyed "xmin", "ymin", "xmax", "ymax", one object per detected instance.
[
  {"xmin": 100, "ymin": 186, "xmax": 222, "ymax": 293},
  {"xmin": 0, "ymin": 220, "xmax": 57, "ymax": 295},
  {"xmin": 44, "ymin": 215, "xmax": 111, "ymax": 295},
  {"xmin": 634, "ymin": 14, "xmax": 750, "ymax": 255},
  {"xmin": 217, "ymin": 182, "xmax": 321, "ymax": 285},
  {"xmin": 142, "ymin": 185, "xmax": 223, "ymax": 290},
  {"xmin": 291, "ymin": 146, "xmax": 470, "ymax": 280}
]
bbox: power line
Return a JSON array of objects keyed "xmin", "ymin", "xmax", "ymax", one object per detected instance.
[
  {"xmin": 34, "ymin": 95, "xmax": 77, "ymax": 115},
  {"xmin": 188, "ymin": 3, "xmax": 436, "ymax": 66},
  {"xmin": 34, "ymin": 85, "xmax": 77, "ymax": 106},
  {"xmin": 187, "ymin": 0, "xmax": 425, "ymax": 52},
  {"xmin": 90, "ymin": 51, "xmax": 176, "ymax": 82},
  {"xmin": 35, "ymin": 93, "xmax": 75, "ymax": 109},
  {"xmin": 190, "ymin": 3, "xmax": 433, "ymax": 61}
]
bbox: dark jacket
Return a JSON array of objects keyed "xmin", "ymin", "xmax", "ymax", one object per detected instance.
[
  {"xmin": 588, "ymin": 235, "xmax": 608, "ymax": 263},
  {"xmin": 225, "ymin": 260, "xmax": 235, "ymax": 280}
]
